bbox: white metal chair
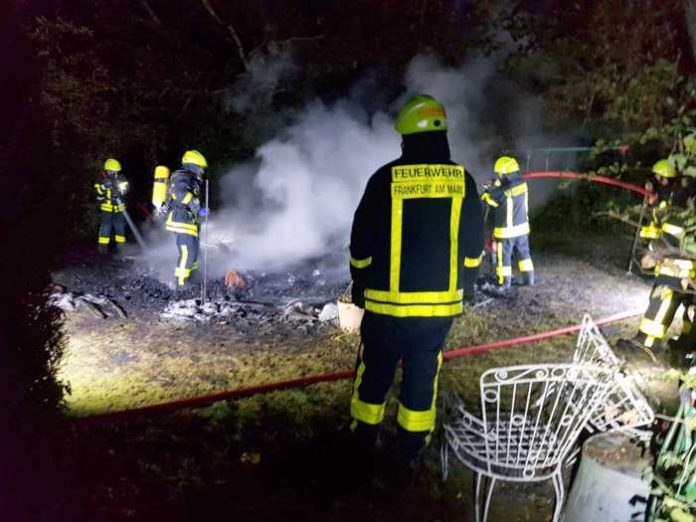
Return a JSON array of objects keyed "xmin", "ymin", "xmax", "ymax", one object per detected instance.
[
  {"xmin": 573, "ymin": 314, "xmax": 655, "ymax": 435},
  {"xmin": 442, "ymin": 363, "xmax": 615, "ymax": 522}
]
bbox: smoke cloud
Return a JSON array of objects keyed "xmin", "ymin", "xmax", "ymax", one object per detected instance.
[
  {"xmin": 212, "ymin": 101, "xmax": 398, "ymax": 273},
  {"xmin": 145, "ymin": 53, "xmax": 580, "ymax": 281}
]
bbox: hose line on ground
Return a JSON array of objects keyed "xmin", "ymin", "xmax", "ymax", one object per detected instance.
[{"xmin": 75, "ymin": 309, "xmax": 643, "ymax": 424}]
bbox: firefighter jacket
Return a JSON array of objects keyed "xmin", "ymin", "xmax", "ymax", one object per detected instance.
[
  {"xmin": 95, "ymin": 172, "xmax": 129, "ymax": 212},
  {"xmin": 481, "ymin": 172, "xmax": 530, "ymax": 239},
  {"xmin": 653, "ymin": 210, "xmax": 696, "ymax": 285},
  {"xmin": 349, "ymin": 132, "xmax": 484, "ymax": 318},
  {"xmin": 641, "ymin": 176, "xmax": 694, "ymax": 240},
  {"xmin": 165, "ymin": 168, "xmax": 202, "ymax": 237}
]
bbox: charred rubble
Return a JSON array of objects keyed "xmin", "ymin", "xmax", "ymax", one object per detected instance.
[{"xmin": 50, "ymin": 249, "xmax": 351, "ymax": 333}]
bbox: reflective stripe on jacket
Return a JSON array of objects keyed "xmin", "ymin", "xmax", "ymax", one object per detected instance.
[
  {"xmin": 95, "ymin": 174, "xmax": 128, "ymax": 212},
  {"xmin": 350, "ymin": 160, "xmax": 484, "ymax": 318},
  {"xmin": 165, "ymin": 168, "xmax": 201, "ymax": 237},
  {"xmin": 483, "ymin": 173, "xmax": 530, "ymax": 239}
]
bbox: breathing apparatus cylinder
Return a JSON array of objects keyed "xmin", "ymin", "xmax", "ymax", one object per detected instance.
[{"xmin": 152, "ymin": 165, "xmax": 170, "ymax": 212}]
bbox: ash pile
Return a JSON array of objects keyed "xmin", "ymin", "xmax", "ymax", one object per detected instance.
[
  {"xmin": 50, "ymin": 247, "xmax": 351, "ymax": 336},
  {"xmin": 180, "ymin": 250, "xmax": 345, "ymax": 325},
  {"xmin": 160, "ymin": 254, "xmax": 349, "ymax": 332}
]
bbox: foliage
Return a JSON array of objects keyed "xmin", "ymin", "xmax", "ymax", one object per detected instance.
[
  {"xmin": 650, "ymin": 369, "xmax": 696, "ymax": 521},
  {"xmin": 504, "ymin": 0, "xmax": 693, "ymax": 133},
  {"xmin": 22, "ymin": 0, "xmax": 501, "ymax": 221}
]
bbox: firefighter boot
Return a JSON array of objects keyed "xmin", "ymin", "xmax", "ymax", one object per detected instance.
[
  {"xmin": 668, "ymin": 335, "xmax": 696, "ymax": 351},
  {"xmin": 519, "ymin": 270, "xmax": 535, "ymax": 286},
  {"xmin": 343, "ymin": 422, "xmax": 380, "ymax": 486},
  {"xmin": 616, "ymin": 335, "xmax": 661, "ymax": 362}
]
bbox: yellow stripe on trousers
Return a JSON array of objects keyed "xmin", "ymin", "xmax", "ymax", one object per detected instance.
[
  {"xmin": 640, "ymin": 287, "xmax": 674, "ymax": 345},
  {"xmin": 349, "ymin": 344, "xmax": 386, "ymax": 428},
  {"xmin": 396, "ymin": 351, "xmax": 443, "ymax": 434},
  {"xmin": 177, "ymin": 245, "xmax": 189, "ymax": 286}
]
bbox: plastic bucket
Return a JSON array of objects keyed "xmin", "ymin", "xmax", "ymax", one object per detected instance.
[{"xmin": 337, "ymin": 301, "xmax": 364, "ymax": 333}]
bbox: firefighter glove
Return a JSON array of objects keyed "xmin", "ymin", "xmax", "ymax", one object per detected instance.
[{"xmin": 351, "ymin": 282, "xmax": 366, "ymax": 308}]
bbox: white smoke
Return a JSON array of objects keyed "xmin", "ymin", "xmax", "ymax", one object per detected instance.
[
  {"xmin": 146, "ymin": 52, "xmax": 576, "ymax": 280},
  {"xmin": 211, "ymin": 101, "xmax": 398, "ymax": 273},
  {"xmin": 404, "ymin": 55, "xmax": 499, "ymax": 177}
]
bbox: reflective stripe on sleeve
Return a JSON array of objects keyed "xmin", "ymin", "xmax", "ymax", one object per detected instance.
[
  {"xmin": 662, "ymin": 222, "xmax": 685, "ymax": 239},
  {"xmin": 464, "ymin": 253, "xmax": 483, "ymax": 268},
  {"xmin": 350, "ymin": 256, "xmax": 372, "ymax": 269},
  {"xmin": 482, "ymin": 193, "xmax": 498, "ymax": 207}
]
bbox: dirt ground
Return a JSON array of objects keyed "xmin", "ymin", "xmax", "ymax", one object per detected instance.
[{"xmin": 50, "ymin": 231, "xmax": 683, "ymax": 521}]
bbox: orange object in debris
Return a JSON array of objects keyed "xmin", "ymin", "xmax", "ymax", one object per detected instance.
[
  {"xmin": 224, "ymin": 270, "xmax": 247, "ymax": 289},
  {"xmin": 45, "ymin": 283, "xmax": 66, "ymax": 294}
]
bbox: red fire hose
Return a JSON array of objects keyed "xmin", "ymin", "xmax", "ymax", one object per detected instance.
[
  {"xmin": 75, "ymin": 309, "xmax": 642, "ymax": 424},
  {"xmin": 522, "ymin": 171, "xmax": 652, "ymax": 198}
]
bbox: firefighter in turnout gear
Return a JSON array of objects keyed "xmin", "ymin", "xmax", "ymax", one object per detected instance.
[
  {"xmin": 95, "ymin": 158, "xmax": 129, "ymax": 254},
  {"xmin": 622, "ymin": 207, "xmax": 696, "ymax": 354},
  {"xmin": 640, "ymin": 160, "xmax": 681, "ymax": 242},
  {"xmin": 671, "ymin": 134, "xmax": 696, "ymax": 206},
  {"xmin": 348, "ymin": 95, "xmax": 484, "ymax": 464},
  {"xmin": 481, "ymin": 156, "xmax": 534, "ymax": 288},
  {"xmin": 165, "ymin": 150, "xmax": 207, "ymax": 289}
]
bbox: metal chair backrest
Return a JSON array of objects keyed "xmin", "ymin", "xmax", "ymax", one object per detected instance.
[
  {"xmin": 573, "ymin": 314, "xmax": 654, "ymax": 432},
  {"xmin": 479, "ymin": 363, "xmax": 614, "ymax": 477},
  {"xmin": 573, "ymin": 314, "xmax": 621, "ymax": 368}
]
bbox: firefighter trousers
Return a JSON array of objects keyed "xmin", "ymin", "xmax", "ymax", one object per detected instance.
[
  {"xmin": 98, "ymin": 211, "xmax": 126, "ymax": 252},
  {"xmin": 350, "ymin": 311, "xmax": 453, "ymax": 461},
  {"xmin": 636, "ymin": 276, "xmax": 693, "ymax": 349},
  {"xmin": 174, "ymin": 233, "xmax": 199, "ymax": 287},
  {"xmin": 496, "ymin": 234, "xmax": 534, "ymax": 287}
]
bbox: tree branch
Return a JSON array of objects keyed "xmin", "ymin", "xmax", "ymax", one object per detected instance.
[
  {"xmin": 200, "ymin": 0, "xmax": 248, "ymax": 70},
  {"xmin": 140, "ymin": 0, "xmax": 162, "ymax": 26},
  {"xmin": 684, "ymin": 0, "xmax": 696, "ymax": 67}
]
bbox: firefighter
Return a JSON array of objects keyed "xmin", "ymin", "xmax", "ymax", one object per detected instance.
[
  {"xmin": 672, "ymin": 134, "xmax": 696, "ymax": 206},
  {"xmin": 481, "ymin": 156, "xmax": 534, "ymax": 288},
  {"xmin": 621, "ymin": 206, "xmax": 696, "ymax": 354},
  {"xmin": 165, "ymin": 150, "xmax": 208, "ymax": 289},
  {"xmin": 95, "ymin": 158, "xmax": 129, "ymax": 254},
  {"xmin": 348, "ymin": 94, "xmax": 484, "ymax": 467},
  {"xmin": 640, "ymin": 160, "xmax": 680, "ymax": 242}
]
